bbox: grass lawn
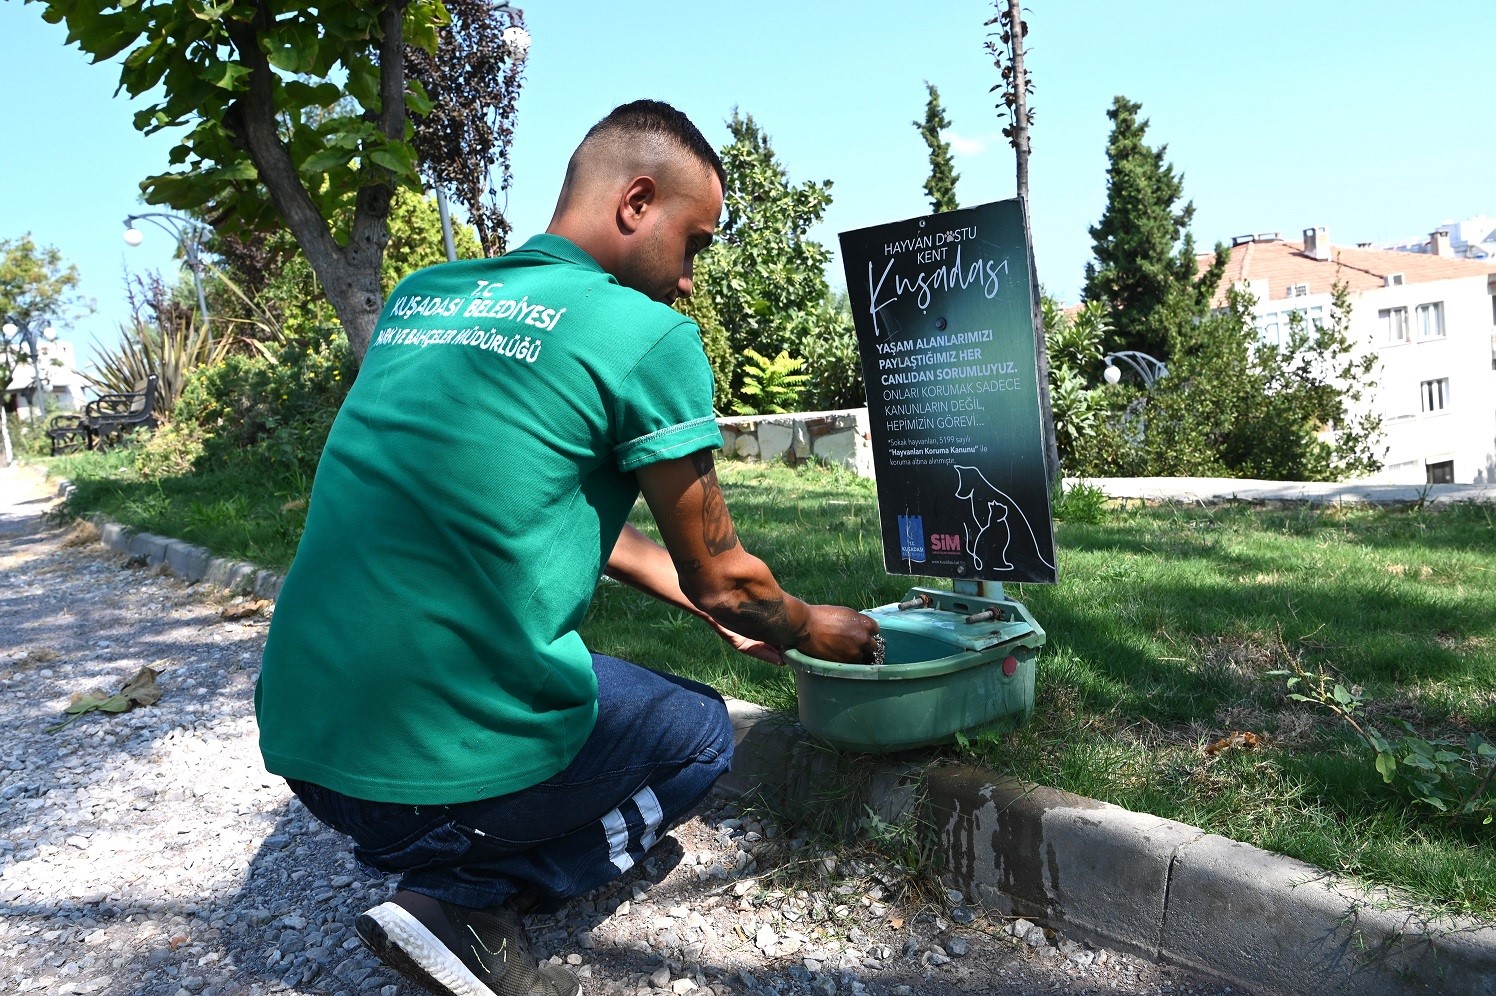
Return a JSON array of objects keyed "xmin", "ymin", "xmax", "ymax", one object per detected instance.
[
  {"xmin": 47, "ymin": 450, "xmax": 312, "ymax": 573},
  {"xmin": 44, "ymin": 453, "xmax": 1496, "ymax": 918}
]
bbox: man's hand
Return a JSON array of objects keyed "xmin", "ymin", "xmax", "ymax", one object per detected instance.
[
  {"xmin": 707, "ymin": 619, "xmax": 784, "ymax": 665},
  {"xmin": 799, "ymin": 604, "xmax": 880, "ymax": 664}
]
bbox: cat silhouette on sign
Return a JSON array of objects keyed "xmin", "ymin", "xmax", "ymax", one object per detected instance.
[
  {"xmin": 964, "ymin": 498, "xmax": 1013, "ymax": 572},
  {"xmin": 953, "ymin": 465, "xmax": 1055, "ymax": 575}
]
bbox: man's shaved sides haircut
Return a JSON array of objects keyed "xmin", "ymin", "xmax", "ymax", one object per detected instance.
[{"xmin": 568, "ymin": 99, "xmax": 726, "ymax": 192}]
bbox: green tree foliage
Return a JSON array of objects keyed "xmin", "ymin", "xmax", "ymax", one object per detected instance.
[
  {"xmin": 679, "ymin": 111, "xmax": 861, "ymax": 412},
  {"xmin": 799, "ymin": 294, "xmax": 864, "ymax": 412},
  {"xmin": 0, "ymin": 234, "xmax": 86, "ymax": 325},
  {"xmin": 915, "ymin": 83, "xmax": 960, "ymax": 214},
  {"xmin": 1, "ymin": 235, "xmax": 89, "ymax": 424},
  {"xmin": 31, "ymin": 1, "xmax": 523, "ymax": 361},
  {"xmin": 210, "ymin": 188, "xmax": 481, "ymax": 339},
  {"xmin": 1082, "ymin": 96, "xmax": 1226, "ymax": 359},
  {"xmin": 1075, "ymin": 282, "xmax": 1383, "ymax": 481}
]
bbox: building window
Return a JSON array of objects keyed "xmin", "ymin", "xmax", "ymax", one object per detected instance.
[
  {"xmin": 1416, "ymin": 302, "xmax": 1445, "ymax": 340},
  {"xmin": 1258, "ymin": 314, "xmax": 1281, "ymax": 346},
  {"xmin": 1380, "ymin": 307, "xmax": 1409, "ymax": 344},
  {"xmin": 1420, "ymin": 377, "xmax": 1450, "ymax": 413},
  {"xmin": 1286, "ymin": 283, "xmax": 1310, "ymax": 298},
  {"xmin": 1426, "ymin": 461, "xmax": 1454, "ymax": 485}
]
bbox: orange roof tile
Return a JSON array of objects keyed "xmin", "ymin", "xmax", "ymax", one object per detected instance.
[{"xmin": 1198, "ymin": 239, "xmax": 1496, "ymax": 306}]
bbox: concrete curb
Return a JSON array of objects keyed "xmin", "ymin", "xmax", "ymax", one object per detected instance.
[
  {"xmin": 58, "ymin": 478, "xmax": 285, "ymax": 601},
  {"xmin": 44, "ymin": 488, "xmax": 1496, "ymax": 995},
  {"xmin": 721, "ymin": 700, "xmax": 1496, "ymax": 996}
]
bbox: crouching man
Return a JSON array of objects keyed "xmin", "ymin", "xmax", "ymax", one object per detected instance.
[{"xmin": 255, "ymin": 99, "xmax": 879, "ymax": 996}]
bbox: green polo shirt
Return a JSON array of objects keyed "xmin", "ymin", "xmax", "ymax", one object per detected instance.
[{"xmin": 255, "ymin": 235, "xmax": 722, "ymax": 805}]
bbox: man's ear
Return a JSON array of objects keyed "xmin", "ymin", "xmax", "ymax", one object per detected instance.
[{"xmin": 617, "ymin": 176, "xmax": 657, "ymax": 234}]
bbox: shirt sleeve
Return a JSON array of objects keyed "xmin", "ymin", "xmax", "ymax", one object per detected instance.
[{"xmin": 613, "ymin": 321, "xmax": 724, "ymax": 472}]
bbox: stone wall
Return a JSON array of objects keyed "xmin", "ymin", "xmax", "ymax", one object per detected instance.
[{"xmin": 716, "ymin": 409, "xmax": 874, "ymax": 478}]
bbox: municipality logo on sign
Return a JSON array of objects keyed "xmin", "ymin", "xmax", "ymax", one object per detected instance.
[{"xmin": 898, "ymin": 515, "xmax": 926, "ymax": 562}]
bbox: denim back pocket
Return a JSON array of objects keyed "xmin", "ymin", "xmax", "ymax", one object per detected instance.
[
  {"xmin": 353, "ymin": 820, "xmax": 475, "ymax": 875},
  {"xmin": 287, "ymin": 779, "xmax": 472, "ymax": 875}
]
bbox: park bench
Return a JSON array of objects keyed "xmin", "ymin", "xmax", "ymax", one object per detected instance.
[{"xmin": 46, "ymin": 375, "xmax": 159, "ymax": 454}]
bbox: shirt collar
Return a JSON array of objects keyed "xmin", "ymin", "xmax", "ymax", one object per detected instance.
[{"xmin": 514, "ymin": 233, "xmax": 605, "ymax": 274}]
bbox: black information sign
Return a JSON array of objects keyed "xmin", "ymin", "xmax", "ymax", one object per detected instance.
[{"xmin": 840, "ymin": 199, "xmax": 1057, "ymax": 584}]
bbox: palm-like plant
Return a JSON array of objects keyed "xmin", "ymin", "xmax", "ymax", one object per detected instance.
[{"xmin": 85, "ymin": 273, "xmax": 270, "ymax": 416}]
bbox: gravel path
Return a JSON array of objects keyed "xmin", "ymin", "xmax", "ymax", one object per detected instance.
[{"xmin": 0, "ymin": 465, "xmax": 1252, "ymax": 996}]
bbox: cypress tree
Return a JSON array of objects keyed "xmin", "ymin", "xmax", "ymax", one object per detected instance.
[
  {"xmin": 914, "ymin": 82, "xmax": 960, "ymax": 214},
  {"xmin": 1082, "ymin": 96, "xmax": 1225, "ymax": 359}
]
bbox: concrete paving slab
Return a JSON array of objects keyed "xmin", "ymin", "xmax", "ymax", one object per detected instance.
[{"xmin": 1070, "ymin": 476, "xmax": 1496, "ymax": 508}]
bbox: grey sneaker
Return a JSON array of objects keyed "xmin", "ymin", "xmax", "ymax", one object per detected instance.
[{"xmin": 355, "ymin": 890, "xmax": 579, "ymax": 996}]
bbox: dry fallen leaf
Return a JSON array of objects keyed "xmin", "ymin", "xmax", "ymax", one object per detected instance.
[
  {"xmin": 889, "ymin": 917, "xmax": 905, "ymax": 930},
  {"xmin": 50, "ymin": 666, "xmax": 164, "ymax": 732},
  {"xmin": 221, "ymin": 599, "xmax": 272, "ymax": 621},
  {"xmin": 118, "ymin": 666, "xmax": 164, "ymax": 707},
  {"xmin": 1204, "ymin": 731, "xmax": 1264, "ymax": 756}
]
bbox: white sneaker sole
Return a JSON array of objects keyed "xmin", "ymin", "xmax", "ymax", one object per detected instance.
[{"xmin": 356, "ymin": 901, "xmax": 494, "ymax": 996}]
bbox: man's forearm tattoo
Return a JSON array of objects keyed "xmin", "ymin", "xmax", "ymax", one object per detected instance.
[
  {"xmin": 691, "ymin": 450, "xmax": 740, "ymax": 557},
  {"xmin": 735, "ymin": 596, "xmax": 809, "ymax": 649}
]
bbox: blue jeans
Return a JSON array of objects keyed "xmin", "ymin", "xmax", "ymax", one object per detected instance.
[{"xmin": 287, "ymin": 653, "xmax": 734, "ymax": 910}]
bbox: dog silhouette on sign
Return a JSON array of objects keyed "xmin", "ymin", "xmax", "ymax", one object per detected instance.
[{"xmin": 953, "ymin": 465, "xmax": 1055, "ymax": 575}]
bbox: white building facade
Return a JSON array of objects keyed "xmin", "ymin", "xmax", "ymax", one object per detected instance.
[
  {"xmin": 4, "ymin": 339, "xmax": 89, "ymax": 416},
  {"xmin": 1216, "ymin": 228, "xmax": 1496, "ymax": 485}
]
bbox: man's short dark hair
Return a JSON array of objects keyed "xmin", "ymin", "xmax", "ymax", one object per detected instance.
[{"xmin": 582, "ymin": 99, "xmax": 726, "ymax": 190}]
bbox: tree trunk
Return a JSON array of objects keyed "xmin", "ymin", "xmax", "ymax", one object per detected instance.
[
  {"xmin": 1004, "ymin": 0, "xmax": 1062, "ymax": 485},
  {"xmin": 222, "ymin": 3, "xmax": 408, "ymax": 362}
]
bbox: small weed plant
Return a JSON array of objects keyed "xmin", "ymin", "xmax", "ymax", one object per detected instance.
[
  {"xmin": 1050, "ymin": 480, "xmax": 1110, "ymax": 524},
  {"xmin": 1273, "ymin": 655, "xmax": 1496, "ymax": 827}
]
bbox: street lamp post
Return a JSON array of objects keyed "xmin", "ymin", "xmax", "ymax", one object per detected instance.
[
  {"xmin": 122, "ymin": 212, "xmax": 213, "ymax": 328},
  {"xmin": 1100, "ymin": 349, "xmax": 1168, "ymax": 449},
  {"xmin": 1102, "ymin": 350, "xmax": 1168, "ymax": 388},
  {"xmin": 2, "ymin": 314, "xmax": 58, "ymax": 424}
]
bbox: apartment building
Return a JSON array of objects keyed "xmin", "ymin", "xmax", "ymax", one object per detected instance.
[
  {"xmin": 1213, "ymin": 227, "xmax": 1496, "ymax": 484},
  {"xmin": 1384, "ymin": 214, "xmax": 1496, "ymax": 262},
  {"xmin": 4, "ymin": 338, "xmax": 90, "ymax": 416}
]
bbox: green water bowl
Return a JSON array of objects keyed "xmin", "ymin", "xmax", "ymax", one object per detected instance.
[{"xmin": 785, "ymin": 604, "xmax": 1042, "ymax": 753}]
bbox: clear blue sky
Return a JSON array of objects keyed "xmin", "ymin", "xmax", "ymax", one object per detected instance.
[{"xmin": 3, "ymin": 0, "xmax": 1492, "ymax": 372}]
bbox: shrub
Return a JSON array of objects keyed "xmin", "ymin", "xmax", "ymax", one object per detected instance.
[
  {"xmin": 799, "ymin": 297, "xmax": 864, "ymax": 411},
  {"xmin": 131, "ymin": 420, "xmax": 208, "ymax": 479},
  {"xmin": 173, "ymin": 328, "xmax": 354, "ymax": 474}
]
